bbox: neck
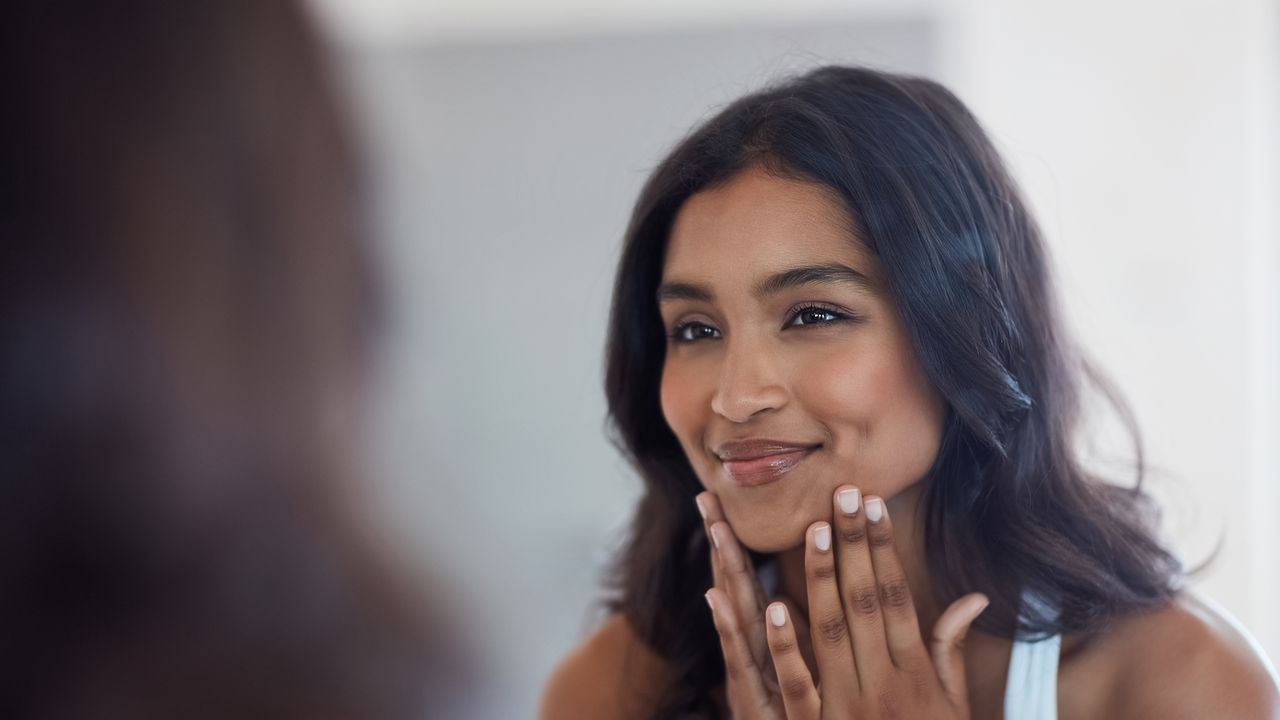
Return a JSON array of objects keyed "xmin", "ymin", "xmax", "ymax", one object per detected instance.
[{"xmin": 774, "ymin": 483, "xmax": 945, "ymax": 640}]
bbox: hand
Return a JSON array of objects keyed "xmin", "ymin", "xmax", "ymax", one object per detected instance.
[
  {"xmin": 703, "ymin": 486, "xmax": 989, "ymax": 720},
  {"xmin": 698, "ymin": 492, "xmax": 815, "ymax": 719}
]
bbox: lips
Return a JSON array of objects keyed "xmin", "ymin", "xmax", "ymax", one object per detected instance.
[{"xmin": 714, "ymin": 439, "xmax": 820, "ymax": 487}]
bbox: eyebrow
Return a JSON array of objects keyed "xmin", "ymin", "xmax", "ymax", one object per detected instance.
[{"xmin": 656, "ymin": 263, "xmax": 874, "ymax": 304}]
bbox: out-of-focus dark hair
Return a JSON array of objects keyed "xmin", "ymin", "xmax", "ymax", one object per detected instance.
[
  {"xmin": 0, "ymin": 3, "xmax": 444, "ymax": 718},
  {"xmin": 604, "ymin": 66, "xmax": 1183, "ymax": 718}
]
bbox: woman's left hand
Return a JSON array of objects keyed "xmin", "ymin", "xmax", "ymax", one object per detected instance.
[{"xmin": 705, "ymin": 485, "xmax": 990, "ymax": 720}]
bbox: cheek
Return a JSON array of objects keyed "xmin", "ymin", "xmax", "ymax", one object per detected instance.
[
  {"xmin": 796, "ymin": 339, "xmax": 944, "ymax": 485},
  {"xmin": 660, "ymin": 359, "xmax": 710, "ymax": 458}
]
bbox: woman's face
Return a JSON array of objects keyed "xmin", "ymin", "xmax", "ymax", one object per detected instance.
[{"xmin": 658, "ymin": 167, "xmax": 946, "ymax": 553}]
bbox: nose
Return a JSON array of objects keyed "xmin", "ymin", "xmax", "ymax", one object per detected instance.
[{"xmin": 710, "ymin": 337, "xmax": 788, "ymax": 423}]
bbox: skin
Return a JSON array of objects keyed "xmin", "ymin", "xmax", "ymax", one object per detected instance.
[
  {"xmin": 540, "ymin": 167, "xmax": 1280, "ymax": 719},
  {"xmin": 662, "ymin": 166, "xmax": 983, "ymax": 718},
  {"xmin": 656, "ymin": 166, "xmax": 944, "ymax": 559}
]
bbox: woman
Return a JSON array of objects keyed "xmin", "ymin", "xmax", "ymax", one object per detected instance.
[
  {"xmin": 0, "ymin": 2, "xmax": 458, "ymax": 718},
  {"xmin": 542, "ymin": 66, "xmax": 1279, "ymax": 718}
]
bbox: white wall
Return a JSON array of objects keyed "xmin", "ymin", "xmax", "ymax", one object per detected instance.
[
  {"xmin": 312, "ymin": 0, "xmax": 1280, "ymax": 714},
  {"xmin": 936, "ymin": 0, "xmax": 1280, "ymax": 662}
]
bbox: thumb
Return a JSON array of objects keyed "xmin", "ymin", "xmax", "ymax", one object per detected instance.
[
  {"xmin": 930, "ymin": 592, "xmax": 989, "ymax": 709},
  {"xmin": 777, "ymin": 597, "xmax": 816, "ymax": 678}
]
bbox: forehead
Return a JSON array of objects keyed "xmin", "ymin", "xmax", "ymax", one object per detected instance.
[{"xmin": 663, "ymin": 166, "xmax": 876, "ymax": 281}]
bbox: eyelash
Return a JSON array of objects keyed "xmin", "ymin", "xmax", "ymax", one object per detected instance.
[{"xmin": 668, "ymin": 303, "xmax": 860, "ymax": 343}]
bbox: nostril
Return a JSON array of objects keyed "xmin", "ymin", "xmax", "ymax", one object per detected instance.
[{"xmin": 710, "ymin": 385, "xmax": 787, "ymax": 423}]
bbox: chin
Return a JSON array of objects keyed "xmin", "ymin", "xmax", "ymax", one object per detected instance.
[
  {"xmin": 720, "ymin": 502, "xmax": 811, "ymax": 554},
  {"xmin": 736, "ymin": 528, "xmax": 804, "ymax": 554}
]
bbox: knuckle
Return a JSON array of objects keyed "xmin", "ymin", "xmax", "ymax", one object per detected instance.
[
  {"xmin": 879, "ymin": 577, "xmax": 912, "ymax": 610},
  {"xmin": 877, "ymin": 688, "xmax": 905, "ymax": 719},
  {"xmin": 849, "ymin": 586, "xmax": 881, "ymax": 616},
  {"xmin": 780, "ymin": 675, "xmax": 813, "ymax": 700},
  {"xmin": 839, "ymin": 524, "xmax": 867, "ymax": 545},
  {"xmin": 907, "ymin": 669, "xmax": 931, "ymax": 700},
  {"xmin": 899, "ymin": 646, "xmax": 931, "ymax": 672},
  {"xmin": 811, "ymin": 560, "xmax": 837, "ymax": 581},
  {"xmin": 817, "ymin": 613, "xmax": 849, "ymax": 645},
  {"xmin": 714, "ymin": 610, "xmax": 736, "ymax": 633},
  {"xmin": 723, "ymin": 653, "xmax": 754, "ymax": 681},
  {"xmin": 869, "ymin": 526, "xmax": 895, "ymax": 548},
  {"xmin": 735, "ymin": 643, "xmax": 759, "ymax": 673},
  {"xmin": 769, "ymin": 634, "xmax": 798, "ymax": 656},
  {"xmin": 931, "ymin": 627, "xmax": 963, "ymax": 650},
  {"xmin": 719, "ymin": 547, "xmax": 744, "ymax": 572},
  {"xmin": 720, "ymin": 650, "xmax": 743, "ymax": 680}
]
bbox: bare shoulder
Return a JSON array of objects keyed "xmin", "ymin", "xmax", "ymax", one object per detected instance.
[
  {"xmin": 538, "ymin": 613, "xmax": 667, "ymax": 720},
  {"xmin": 1087, "ymin": 590, "xmax": 1280, "ymax": 719}
]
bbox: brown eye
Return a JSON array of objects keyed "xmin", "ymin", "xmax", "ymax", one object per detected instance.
[
  {"xmin": 671, "ymin": 321, "xmax": 721, "ymax": 342},
  {"xmin": 794, "ymin": 308, "xmax": 839, "ymax": 325},
  {"xmin": 787, "ymin": 304, "xmax": 848, "ymax": 327}
]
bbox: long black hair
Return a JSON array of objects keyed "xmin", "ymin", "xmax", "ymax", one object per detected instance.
[{"xmin": 604, "ymin": 65, "xmax": 1183, "ymax": 718}]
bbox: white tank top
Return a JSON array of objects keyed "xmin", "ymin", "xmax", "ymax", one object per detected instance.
[
  {"xmin": 1004, "ymin": 594, "xmax": 1061, "ymax": 719},
  {"xmin": 1003, "ymin": 628, "xmax": 1061, "ymax": 719}
]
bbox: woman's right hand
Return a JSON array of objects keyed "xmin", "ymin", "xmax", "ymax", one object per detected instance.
[{"xmin": 698, "ymin": 491, "xmax": 814, "ymax": 719}]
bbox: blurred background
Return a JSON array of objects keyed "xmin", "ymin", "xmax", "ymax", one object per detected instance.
[{"xmin": 307, "ymin": 0, "xmax": 1279, "ymax": 716}]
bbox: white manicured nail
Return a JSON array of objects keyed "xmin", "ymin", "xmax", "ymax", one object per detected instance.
[
  {"xmin": 814, "ymin": 523, "xmax": 831, "ymax": 552},
  {"xmin": 865, "ymin": 498, "xmax": 884, "ymax": 523},
  {"xmin": 769, "ymin": 604, "xmax": 786, "ymax": 627},
  {"xmin": 710, "ymin": 523, "xmax": 724, "ymax": 549},
  {"xmin": 695, "ymin": 495, "xmax": 709, "ymax": 520},
  {"xmin": 837, "ymin": 488, "xmax": 860, "ymax": 515}
]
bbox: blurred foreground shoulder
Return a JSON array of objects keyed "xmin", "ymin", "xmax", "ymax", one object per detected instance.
[
  {"xmin": 1104, "ymin": 591, "xmax": 1280, "ymax": 719},
  {"xmin": 539, "ymin": 613, "xmax": 666, "ymax": 720}
]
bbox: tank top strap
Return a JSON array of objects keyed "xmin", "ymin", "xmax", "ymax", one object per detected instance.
[{"xmin": 1003, "ymin": 593, "xmax": 1061, "ymax": 720}]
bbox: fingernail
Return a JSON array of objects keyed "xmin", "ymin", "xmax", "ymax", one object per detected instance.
[
  {"xmin": 813, "ymin": 523, "xmax": 831, "ymax": 552},
  {"xmin": 705, "ymin": 591, "xmax": 716, "ymax": 613},
  {"xmin": 768, "ymin": 603, "xmax": 786, "ymax": 627},
  {"xmin": 710, "ymin": 523, "xmax": 724, "ymax": 549},
  {"xmin": 837, "ymin": 488, "xmax": 860, "ymax": 515},
  {"xmin": 695, "ymin": 495, "xmax": 709, "ymax": 520},
  {"xmin": 865, "ymin": 497, "xmax": 884, "ymax": 523}
]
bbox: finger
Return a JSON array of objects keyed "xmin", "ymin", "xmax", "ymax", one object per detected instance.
[
  {"xmin": 930, "ymin": 592, "xmax": 989, "ymax": 709},
  {"xmin": 699, "ymin": 492, "xmax": 770, "ymax": 671},
  {"xmin": 700, "ymin": 493, "xmax": 768, "ymax": 606},
  {"xmin": 766, "ymin": 602, "xmax": 820, "ymax": 720},
  {"xmin": 695, "ymin": 493, "xmax": 726, "ymax": 592},
  {"xmin": 706, "ymin": 588, "xmax": 774, "ymax": 713},
  {"xmin": 860, "ymin": 493, "xmax": 930, "ymax": 671},
  {"xmin": 804, "ymin": 520, "xmax": 860, "ymax": 701},
  {"xmin": 701, "ymin": 495, "xmax": 771, "ymax": 688},
  {"xmin": 776, "ymin": 596, "xmax": 816, "ymax": 679},
  {"xmin": 710, "ymin": 520, "xmax": 771, "ymax": 674},
  {"xmin": 830, "ymin": 487, "xmax": 891, "ymax": 685}
]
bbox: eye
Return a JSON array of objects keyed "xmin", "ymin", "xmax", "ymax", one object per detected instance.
[
  {"xmin": 670, "ymin": 321, "xmax": 721, "ymax": 343},
  {"xmin": 786, "ymin": 304, "xmax": 854, "ymax": 327}
]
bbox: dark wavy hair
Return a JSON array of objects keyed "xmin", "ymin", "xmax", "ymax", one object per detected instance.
[
  {"xmin": 603, "ymin": 65, "xmax": 1184, "ymax": 718},
  {"xmin": 0, "ymin": 3, "xmax": 451, "ymax": 718}
]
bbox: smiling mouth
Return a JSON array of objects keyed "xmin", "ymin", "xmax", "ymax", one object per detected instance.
[{"xmin": 716, "ymin": 443, "xmax": 820, "ymax": 487}]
